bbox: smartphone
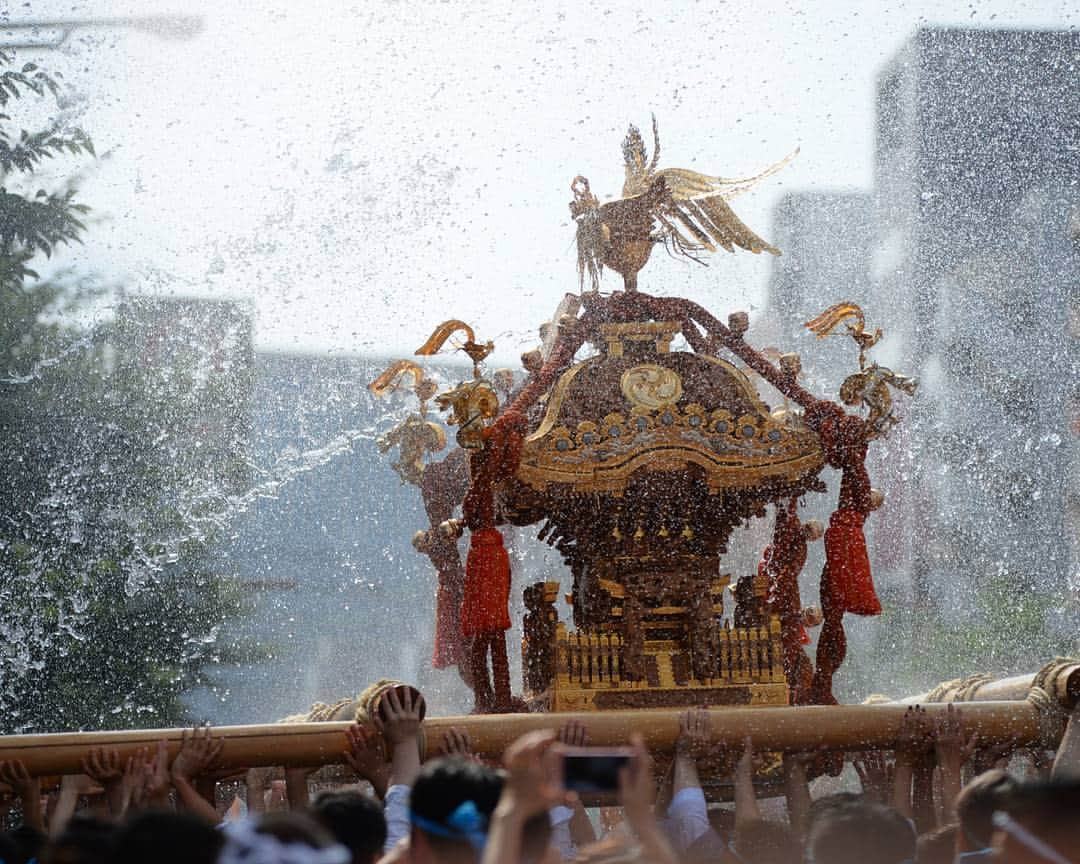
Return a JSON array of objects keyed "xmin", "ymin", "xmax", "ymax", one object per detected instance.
[{"xmin": 562, "ymin": 747, "xmax": 632, "ymax": 794}]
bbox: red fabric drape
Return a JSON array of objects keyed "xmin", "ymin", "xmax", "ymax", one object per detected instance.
[
  {"xmin": 802, "ymin": 401, "xmax": 880, "ymax": 705},
  {"xmin": 461, "ymin": 527, "xmax": 512, "ymax": 636},
  {"xmin": 823, "ymin": 508, "xmax": 881, "ymax": 616}
]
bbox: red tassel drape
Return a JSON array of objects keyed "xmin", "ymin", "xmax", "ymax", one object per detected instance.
[
  {"xmin": 803, "ymin": 401, "xmax": 881, "ymax": 705},
  {"xmin": 823, "ymin": 509, "xmax": 881, "ymax": 616},
  {"xmin": 461, "ymin": 527, "xmax": 512, "ymax": 636}
]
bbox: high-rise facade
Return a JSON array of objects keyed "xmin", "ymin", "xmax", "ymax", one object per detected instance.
[{"xmin": 766, "ymin": 27, "xmax": 1080, "ymax": 629}]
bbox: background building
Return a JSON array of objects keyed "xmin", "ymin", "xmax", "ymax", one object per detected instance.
[{"xmin": 764, "ymin": 27, "xmax": 1080, "ymax": 692}]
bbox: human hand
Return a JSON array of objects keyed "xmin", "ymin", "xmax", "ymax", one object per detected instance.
[
  {"xmin": 142, "ymin": 739, "xmax": 172, "ymax": 805},
  {"xmin": 118, "ymin": 750, "xmax": 145, "ymax": 813},
  {"xmin": 735, "ymin": 736, "xmax": 764, "ymax": 781},
  {"xmin": 972, "ymin": 740, "xmax": 1015, "ymax": 776},
  {"xmin": 170, "ymin": 726, "xmax": 225, "ymax": 784},
  {"xmin": 675, "ymin": 708, "xmax": 711, "ymax": 760},
  {"xmin": 934, "ymin": 704, "xmax": 977, "ymax": 772},
  {"xmin": 853, "ymin": 751, "xmax": 894, "ymax": 803},
  {"xmin": 499, "ymin": 730, "xmax": 571, "ymax": 819},
  {"xmin": 81, "ymin": 747, "xmax": 125, "ymax": 788},
  {"xmin": 0, "ymin": 760, "xmax": 40, "ymax": 800},
  {"xmin": 374, "ymin": 687, "xmax": 425, "ymax": 749},
  {"xmin": 344, "ymin": 723, "xmax": 390, "ymax": 784},
  {"xmin": 558, "ymin": 719, "xmax": 589, "ymax": 749},
  {"xmin": 895, "ymin": 705, "xmax": 933, "ymax": 766},
  {"xmin": 618, "ymin": 734, "xmax": 655, "ymax": 828},
  {"xmin": 439, "ymin": 727, "xmax": 476, "ymax": 759}
]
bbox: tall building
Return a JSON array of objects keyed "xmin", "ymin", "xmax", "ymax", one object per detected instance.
[
  {"xmin": 872, "ymin": 27, "xmax": 1080, "ymax": 612},
  {"xmin": 763, "ymin": 28, "xmax": 1080, "ymax": 684}
]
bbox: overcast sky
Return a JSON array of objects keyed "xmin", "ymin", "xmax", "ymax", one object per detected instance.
[{"xmin": 5, "ymin": 0, "xmax": 1077, "ymax": 363}]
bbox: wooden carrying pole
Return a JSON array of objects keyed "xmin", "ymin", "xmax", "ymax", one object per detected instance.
[
  {"xmin": 900, "ymin": 659, "xmax": 1080, "ymax": 708},
  {"xmin": 0, "ymin": 701, "xmax": 1054, "ymax": 777}
]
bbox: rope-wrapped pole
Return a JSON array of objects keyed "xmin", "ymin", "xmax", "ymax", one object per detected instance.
[
  {"xmin": 0, "ymin": 702, "xmax": 1054, "ymax": 777},
  {"xmin": 900, "ymin": 659, "xmax": 1080, "ymax": 708}
]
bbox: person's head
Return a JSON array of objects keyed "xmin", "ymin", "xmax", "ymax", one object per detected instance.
[
  {"xmin": 806, "ymin": 791, "xmax": 863, "ymax": 835},
  {"xmin": 218, "ymin": 812, "xmax": 349, "ymax": 864},
  {"xmin": 111, "ymin": 810, "xmax": 223, "ymax": 864},
  {"xmin": 916, "ymin": 824, "xmax": 958, "ymax": 864},
  {"xmin": 253, "ymin": 811, "xmax": 342, "ymax": 849},
  {"xmin": 312, "ymin": 790, "xmax": 387, "ymax": 864},
  {"xmin": 46, "ymin": 814, "xmax": 117, "ymax": 864},
  {"xmin": 0, "ymin": 833, "xmax": 24, "ymax": 864},
  {"xmin": 409, "ymin": 755, "xmax": 502, "ymax": 864},
  {"xmin": 8, "ymin": 823, "xmax": 47, "ymax": 864},
  {"xmin": 808, "ymin": 799, "xmax": 916, "ymax": 864},
  {"xmin": 993, "ymin": 778, "xmax": 1080, "ymax": 864},
  {"xmin": 955, "ymin": 769, "xmax": 1017, "ymax": 852},
  {"xmin": 733, "ymin": 818, "xmax": 800, "ymax": 864}
]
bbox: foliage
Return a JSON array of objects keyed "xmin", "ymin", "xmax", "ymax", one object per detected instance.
[{"xmin": 0, "ymin": 48, "xmax": 251, "ymax": 733}]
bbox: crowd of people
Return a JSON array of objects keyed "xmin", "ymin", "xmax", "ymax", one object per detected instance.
[{"xmin": 2, "ymin": 687, "xmax": 1079, "ymax": 864}]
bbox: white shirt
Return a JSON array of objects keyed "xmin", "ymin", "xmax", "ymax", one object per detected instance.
[{"xmin": 383, "ymin": 784, "xmax": 411, "ymax": 853}]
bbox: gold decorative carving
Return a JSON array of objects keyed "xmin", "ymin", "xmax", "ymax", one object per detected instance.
[
  {"xmin": 621, "ymin": 364, "xmax": 684, "ymax": 410},
  {"xmin": 601, "ymin": 321, "xmax": 681, "ymax": 356}
]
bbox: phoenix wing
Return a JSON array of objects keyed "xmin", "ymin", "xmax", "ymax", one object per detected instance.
[{"xmin": 650, "ymin": 149, "xmax": 798, "ymax": 257}]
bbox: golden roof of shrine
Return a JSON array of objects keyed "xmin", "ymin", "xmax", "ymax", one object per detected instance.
[{"xmin": 516, "ymin": 321, "xmax": 824, "ymax": 495}]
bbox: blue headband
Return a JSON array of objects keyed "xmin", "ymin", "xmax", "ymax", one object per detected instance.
[{"xmin": 411, "ymin": 800, "xmax": 488, "ymax": 851}]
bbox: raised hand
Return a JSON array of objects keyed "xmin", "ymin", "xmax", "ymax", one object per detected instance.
[
  {"xmin": 439, "ymin": 727, "xmax": 476, "ymax": 759},
  {"xmin": 0, "ymin": 759, "xmax": 43, "ymax": 831},
  {"xmin": 618, "ymin": 735, "xmax": 655, "ymax": 827},
  {"xmin": 119, "ymin": 749, "xmax": 146, "ymax": 815},
  {"xmin": 675, "ymin": 708, "xmax": 711, "ymax": 760},
  {"xmin": 373, "ymin": 686, "xmax": 425, "ymax": 789},
  {"xmin": 617, "ymin": 735, "xmax": 678, "ymax": 864},
  {"xmin": 81, "ymin": 747, "xmax": 129, "ymax": 818},
  {"xmin": 500, "ymin": 730, "xmax": 571, "ymax": 819},
  {"xmin": 853, "ymin": 750, "xmax": 894, "ymax": 803},
  {"xmin": 374, "ymin": 687, "xmax": 425, "ymax": 748},
  {"xmin": 81, "ymin": 747, "xmax": 123, "ymax": 786},
  {"xmin": 895, "ymin": 705, "xmax": 934, "ymax": 766},
  {"xmin": 558, "ymin": 719, "xmax": 589, "ymax": 749},
  {"xmin": 170, "ymin": 726, "xmax": 225, "ymax": 784},
  {"xmin": 142, "ymin": 739, "xmax": 172, "ymax": 807},
  {"xmin": 344, "ymin": 722, "xmax": 391, "ymax": 797},
  {"xmin": 933, "ymin": 704, "xmax": 976, "ymax": 822}
]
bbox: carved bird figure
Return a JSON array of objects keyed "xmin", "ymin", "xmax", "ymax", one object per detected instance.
[
  {"xmin": 840, "ymin": 365, "xmax": 919, "ymax": 439},
  {"xmin": 570, "ymin": 116, "xmax": 797, "ymax": 292},
  {"xmin": 368, "ymin": 359, "xmax": 439, "ymax": 413},
  {"xmin": 415, "ymin": 319, "xmax": 494, "ymax": 378},
  {"xmin": 804, "ymin": 302, "xmax": 882, "ymax": 368}
]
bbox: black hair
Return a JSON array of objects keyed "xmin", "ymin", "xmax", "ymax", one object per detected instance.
[
  {"xmin": 254, "ymin": 811, "xmax": 339, "ymax": 849},
  {"xmin": 999, "ymin": 777, "xmax": 1080, "ymax": 854},
  {"xmin": 8, "ymin": 824, "xmax": 46, "ymax": 864},
  {"xmin": 0, "ymin": 832, "xmax": 23, "ymax": 864},
  {"xmin": 111, "ymin": 810, "xmax": 222, "ymax": 864},
  {"xmin": 48, "ymin": 814, "xmax": 118, "ymax": 864},
  {"xmin": 313, "ymin": 790, "xmax": 388, "ymax": 864},
  {"xmin": 808, "ymin": 799, "xmax": 916, "ymax": 864},
  {"xmin": 956, "ymin": 769, "xmax": 1017, "ymax": 848},
  {"xmin": 411, "ymin": 756, "xmax": 503, "ymax": 826},
  {"xmin": 410, "ymin": 756, "xmax": 502, "ymax": 859},
  {"xmin": 733, "ymin": 818, "xmax": 801, "ymax": 864}
]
